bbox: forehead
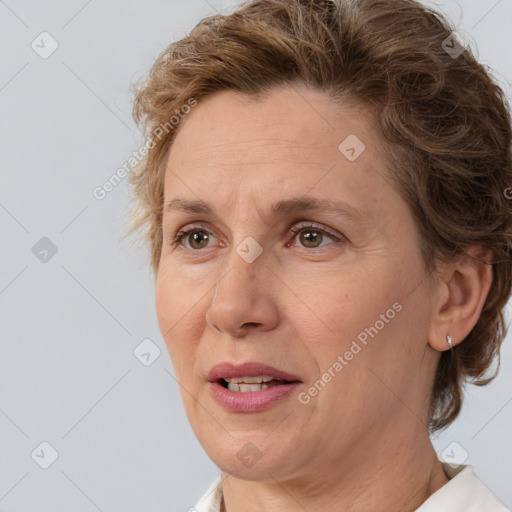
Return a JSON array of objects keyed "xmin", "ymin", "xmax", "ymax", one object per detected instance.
[
  {"xmin": 162, "ymin": 85, "xmax": 406, "ymax": 231},
  {"xmin": 167, "ymin": 85, "xmax": 385, "ymax": 182},
  {"xmin": 170, "ymin": 86, "xmax": 377, "ymax": 161}
]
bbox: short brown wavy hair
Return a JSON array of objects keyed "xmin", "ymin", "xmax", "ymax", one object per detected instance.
[{"xmin": 128, "ymin": 0, "xmax": 512, "ymax": 431}]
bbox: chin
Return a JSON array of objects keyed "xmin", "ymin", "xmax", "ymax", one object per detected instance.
[{"xmin": 201, "ymin": 432, "xmax": 302, "ymax": 481}]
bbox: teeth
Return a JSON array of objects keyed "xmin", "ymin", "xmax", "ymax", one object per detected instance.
[
  {"xmin": 227, "ymin": 382, "xmax": 272, "ymax": 392},
  {"xmin": 224, "ymin": 375, "xmax": 277, "ymax": 384}
]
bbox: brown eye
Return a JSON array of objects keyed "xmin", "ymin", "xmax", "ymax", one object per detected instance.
[
  {"xmin": 299, "ymin": 229, "xmax": 324, "ymax": 248},
  {"xmin": 172, "ymin": 223, "xmax": 220, "ymax": 251},
  {"xmin": 288, "ymin": 223, "xmax": 342, "ymax": 250},
  {"xmin": 186, "ymin": 229, "xmax": 211, "ymax": 249}
]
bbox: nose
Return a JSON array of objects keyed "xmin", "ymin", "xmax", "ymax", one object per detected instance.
[{"xmin": 205, "ymin": 247, "xmax": 280, "ymax": 338}]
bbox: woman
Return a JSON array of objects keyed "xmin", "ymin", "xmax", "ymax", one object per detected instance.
[{"xmin": 128, "ymin": 0, "xmax": 512, "ymax": 510}]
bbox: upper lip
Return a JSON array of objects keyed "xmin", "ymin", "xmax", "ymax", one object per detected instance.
[{"xmin": 207, "ymin": 362, "xmax": 302, "ymax": 383}]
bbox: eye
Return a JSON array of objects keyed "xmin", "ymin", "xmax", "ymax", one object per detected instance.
[
  {"xmin": 289, "ymin": 223, "xmax": 340, "ymax": 249},
  {"xmin": 170, "ymin": 222, "xmax": 342, "ymax": 251},
  {"xmin": 172, "ymin": 225, "xmax": 216, "ymax": 250}
]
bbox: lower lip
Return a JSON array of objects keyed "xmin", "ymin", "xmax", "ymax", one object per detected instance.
[{"xmin": 209, "ymin": 381, "xmax": 302, "ymax": 412}]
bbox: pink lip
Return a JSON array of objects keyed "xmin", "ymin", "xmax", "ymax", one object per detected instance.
[
  {"xmin": 209, "ymin": 381, "xmax": 302, "ymax": 412},
  {"xmin": 207, "ymin": 362, "xmax": 303, "ymax": 413}
]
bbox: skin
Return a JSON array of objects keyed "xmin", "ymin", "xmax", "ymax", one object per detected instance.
[{"xmin": 155, "ymin": 84, "xmax": 493, "ymax": 512}]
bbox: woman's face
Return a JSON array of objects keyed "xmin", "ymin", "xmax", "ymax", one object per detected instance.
[{"xmin": 156, "ymin": 85, "xmax": 441, "ymax": 481}]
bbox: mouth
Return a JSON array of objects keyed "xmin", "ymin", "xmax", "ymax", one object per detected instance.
[
  {"xmin": 207, "ymin": 362, "xmax": 302, "ymax": 410},
  {"xmin": 218, "ymin": 375, "xmax": 297, "ymax": 392},
  {"xmin": 208, "ymin": 361, "xmax": 302, "ymax": 387}
]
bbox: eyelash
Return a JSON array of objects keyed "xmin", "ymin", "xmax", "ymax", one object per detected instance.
[{"xmin": 170, "ymin": 222, "xmax": 344, "ymax": 250}]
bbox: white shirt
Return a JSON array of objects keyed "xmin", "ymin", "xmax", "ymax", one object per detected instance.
[{"xmin": 193, "ymin": 464, "xmax": 510, "ymax": 512}]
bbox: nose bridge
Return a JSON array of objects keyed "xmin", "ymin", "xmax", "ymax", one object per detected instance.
[
  {"xmin": 207, "ymin": 238, "xmax": 277, "ymax": 335},
  {"xmin": 213, "ymin": 239, "xmax": 263, "ymax": 302}
]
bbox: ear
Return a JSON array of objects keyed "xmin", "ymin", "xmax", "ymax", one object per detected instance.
[{"xmin": 428, "ymin": 246, "xmax": 493, "ymax": 352}]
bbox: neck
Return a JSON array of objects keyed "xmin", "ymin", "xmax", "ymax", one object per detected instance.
[{"xmin": 220, "ymin": 420, "xmax": 449, "ymax": 512}]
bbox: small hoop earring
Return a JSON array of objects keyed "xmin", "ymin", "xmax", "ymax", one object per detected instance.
[{"xmin": 447, "ymin": 335, "xmax": 454, "ymax": 350}]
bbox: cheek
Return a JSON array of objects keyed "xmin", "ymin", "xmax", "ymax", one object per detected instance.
[
  {"xmin": 155, "ymin": 265, "xmax": 205, "ymax": 370},
  {"xmin": 302, "ymin": 265, "xmax": 396, "ymax": 339},
  {"xmin": 156, "ymin": 260, "xmax": 204, "ymax": 327},
  {"xmin": 300, "ymin": 259, "xmax": 420, "ymax": 375},
  {"xmin": 316, "ymin": 266, "xmax": 431, "ymax": 406}
]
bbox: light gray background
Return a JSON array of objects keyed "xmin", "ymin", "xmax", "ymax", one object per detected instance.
[{"xmin": 1, "ymin": 1, "xmax": 511, "ymax": 511}]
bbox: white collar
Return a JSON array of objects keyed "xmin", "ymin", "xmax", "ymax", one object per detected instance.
[
  {"xmin": 194, "ymin": 475, "xmax": 223, "ymax": 512},
  {"xmin": 415, "ymin": 463, "xmax": 509, "ymax": 511}
]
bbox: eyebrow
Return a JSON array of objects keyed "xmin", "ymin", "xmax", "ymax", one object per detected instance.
[{"xmin": 164, "ymin": 196, "xmax": 368, "ymax": 224}]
